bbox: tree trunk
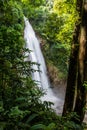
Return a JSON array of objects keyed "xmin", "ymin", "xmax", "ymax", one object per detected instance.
[
  {"xmin": 74, "ymin": 1, "xmax": 87, "ymax": 123},
  {"xmin": 62, "ymin": 24, "xmax": 79, "ymax": 115},
  {"xmin": 62, "ymin": 0, "xmax": 82, "ymax": 116}
]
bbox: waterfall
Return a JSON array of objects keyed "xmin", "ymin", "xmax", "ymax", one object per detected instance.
[{"xmin": 24, "ymin": 17, "xmax": 63, "ymax": 113}]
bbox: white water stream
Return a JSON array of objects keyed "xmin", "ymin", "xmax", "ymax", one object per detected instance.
[{"xmin": 24, "ymin": 17, "xmax": 64, "ymax": 114}]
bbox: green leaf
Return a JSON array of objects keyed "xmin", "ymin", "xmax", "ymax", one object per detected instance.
[
  {"xmin": 26, "ymin": 114, "xmax": 38, "ymax": 123},
  {"xmin": 9, "ymin": 106, "xmax": 24, "ymax": 118},
  {"xmin": 30, "ymin": 124, "xmax": 46, "ymax": 130},
  {"xmin": 47, "ymin": 123, "xmax": 56, "ymax": 130}
]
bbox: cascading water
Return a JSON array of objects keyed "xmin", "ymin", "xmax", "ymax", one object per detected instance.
[{"xmin": 24, "ymin": 17, "xmax": 64, "ymax": 113}]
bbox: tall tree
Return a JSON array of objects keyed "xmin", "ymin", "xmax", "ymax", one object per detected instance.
[
  {"xmin": 63, "ymin": 0, "xmax": 82, "ymax": 115},
  {"xmin": 63, "ymin": 0, "xmax": 87, "ymax": 123},
  {"xmin": 74, "ymin": 0, "xmax": 87, "ymax": 123}
]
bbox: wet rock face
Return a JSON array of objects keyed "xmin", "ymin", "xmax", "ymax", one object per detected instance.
[
  {"xmin": 47, "ymin": 62, "xmax": 66, "ymax": 87},
  {"xmin": 46, "ymin": 63, "xmax": 66, "ymax": 114}
]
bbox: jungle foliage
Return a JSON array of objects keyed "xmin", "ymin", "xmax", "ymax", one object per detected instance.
[
  {"xmin": 21, "ymin": 0, "xmax": 78, "ymax": 78},
  {"xmin": 0, "ymin": 0, "xmax": 86, "ymax": 129}
]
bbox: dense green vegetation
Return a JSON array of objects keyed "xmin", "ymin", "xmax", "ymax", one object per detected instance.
[
  {"xmin": 0, "ymin": 0, "xmax": 86, "ymax": 129},
  {"xmin": 21, "ymin": 0, "xmax": 77, "ymax": 79},
  {"xmin": 22, "ymin": 0, "xmax": 70, "ymax": 78}
]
